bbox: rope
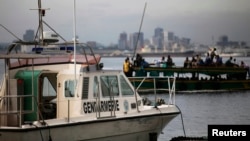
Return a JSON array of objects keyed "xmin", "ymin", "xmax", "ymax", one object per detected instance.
[{"xmin": 176, "ymin": 105, "xmax": 186, "ymax": 137}]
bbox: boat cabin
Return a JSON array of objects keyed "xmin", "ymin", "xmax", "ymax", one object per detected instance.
[{"xmin": 0, "ymin": 55, "xmax": 141, "ymax": 127}]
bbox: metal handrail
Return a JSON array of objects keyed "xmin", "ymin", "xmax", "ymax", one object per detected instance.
[
  {"xmin": 131, "ymin": 76, "xmax": 176, "ymax": 105},
  {"xmin": 93, "ymin": 77, "xmax": 117, "ymax": 119},
  {"xmin": 0, "ymin": 95, "xmax": 34, "ymax": 127}
]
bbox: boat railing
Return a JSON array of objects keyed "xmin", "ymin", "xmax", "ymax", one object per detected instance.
[
  {"xmin": 0, "ymin": 95, "xmax": 34, "ymax": 127},
  {"xmin": 95, "ymin": 82, "xmax": 117, "ymax": 119},
  {"xmin": 130, "ymin": 76, "xmax": 176, "ymax": 105}
]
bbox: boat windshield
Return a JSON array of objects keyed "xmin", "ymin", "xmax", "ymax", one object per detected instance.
[
  {"xmin": 100, "ymin": 75, "xmax": 119, "ymax": 97},
  {"xmin": 119, "ymin": 75, "xmax": 134, "ymax": 96}
]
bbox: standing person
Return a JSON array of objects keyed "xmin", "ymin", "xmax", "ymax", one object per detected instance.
[
  {"xmin": 161, "ymin": 56, "xmax": 167, "ymax": 67},
  {"xmin": 196, "ymin": 54, "xmax": 204, "ymax": 66},
  {"xmin": 210, "ymin": 47, "xmax": 217, "ymax": 61},
  {"xmin": 191, "ymin": 56, "xmax": 197, "ymax": 68},
  {"xmin": 240, "ymin": 61, "xmax": 250, "ymax": 77},
  {"xmin": 215, "ymin": 55, "xmax": 223, "ymax": 66},
  {"xmin": 161, "ymin": 56, "xmax": 165, "ymax": 63},
  {"xmin": 141, "ymin": 58, "xmax": 149, "ymax": 68},
  {"xmin": 128, "ymin": 57, "xmax": 133, "ymax": 77},
  {"xmin": 204, "ymin": 52, "xmax": 212, "ymax": 66},
  {"xmin": 167, "ymin": 55, "xmax": 174, "ymax": 67},
  {"xmin": 135, "ymin": 53, "xmax": 142, "ymax": 67},
  {"xmin": 233, "ymin": 58, "xmax": 239, "ymax": 67},
  {"xmin": 225, "ymin": 56, "xmax": 234, "ymax": 67},
  {"xmin": 183, "ymin": 57, "xmax": 191, "ymax": 68},
  {"xmin": 123, "ymin": 58, "xmax": 131, "ymax": 77}
]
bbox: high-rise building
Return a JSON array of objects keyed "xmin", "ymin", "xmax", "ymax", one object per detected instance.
[
  {"xmin": 167, "ymin": 31, "xmax": 174, "ymax": 41},
  {"xmin": 23, "ymin": 29, "xmax": 34, "ymax": 42},
  {"xmin": 154, "ymin": 27, "xmax": 164, "ymax": 37},
  {"xmin": 217, "ymin": 35, "xmax": 229, "ymax": 46},
  {"xmin": 180, "ymin": 38, "xmax": 191, "ymax": 46},
  {"xmin": 132, "ymin": 32, "xmax": 144, "ymax": 50},
  {"xmin": 21, "ymin": 29, "xmax": 35, "ymax": 53},
  {"xmin": 118, "ymin": 32, "xmax": 128, "ymax": 50},
  {"xmin": 129, "ymin": 33, "xmax": 134, "ymax": 50},
  {"xmin": 219, "ymin": 35, "xmax": 228, "ymax": 43},
  {"xmin": 166, "ymin": 31, "xmax": 176, "ymax": 50},
  {"xmin": 153, "ymin": 27, "xmax": 164, "ymax": 49}
]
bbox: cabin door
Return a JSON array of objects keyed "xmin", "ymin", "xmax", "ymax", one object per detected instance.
[{"xmin": 38, "ymin": 72, "xmax": 57, "ymax": 120}]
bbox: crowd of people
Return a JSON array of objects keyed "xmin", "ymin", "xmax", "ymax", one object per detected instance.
[
  {"xmin": 158, "ymin": 55, "xmax": 175, "ymax": 67},
  {"xmin": 183, "ymin": 53, "xmax": 224, "ymax": 68},
  {"xmin": 183, "ymin": 48, "xmax": 248, "ymax": 69},
  {"xmin": 123, "ymin": 53, "xmax": 176, "ymax": 77},
  {"xmin": 123, "ymin": 49, "xmax": 250, "ymax": 77},
  {"xmin": 183, "ymin": 48, "xmax": 250, "ymax": 77}
]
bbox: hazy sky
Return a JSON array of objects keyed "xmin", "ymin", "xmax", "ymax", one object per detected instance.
[{"xmin": 1, "ymin": 0, "xmax": 250, "ymax": 45}]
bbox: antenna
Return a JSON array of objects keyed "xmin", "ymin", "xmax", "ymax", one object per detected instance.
[
  {"xmin": 38, "ymin": 0, "xmax": 44, "ymax": 45},
  {"xmin": 132, "ymin": 2, "xmax": 147, "ymax": 60},
  {"xmin": 30, "ymin": 0, "xmax": 50, "ymax": 45},
  {"xmin": 73, "ymin": 0, "xmax": 77, "ymax": 95}
]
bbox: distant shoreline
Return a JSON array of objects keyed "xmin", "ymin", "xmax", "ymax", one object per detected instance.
[{"xmin": 99, "ymin": 51, "xmax": 202, "ymax": 58}]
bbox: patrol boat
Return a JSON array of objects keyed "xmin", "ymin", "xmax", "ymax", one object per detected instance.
[{"xmin": 0, "ymin": 1, "xmax": 180, "ymax": 141}]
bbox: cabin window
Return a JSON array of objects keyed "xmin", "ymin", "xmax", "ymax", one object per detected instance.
[
  {"xmin": 42, "ymin": 77, "xmax": 56, "ymax": 96},
  {"xmin": 93, "ymin": 76, "xmax": 99, "ymax": 98},
  {"xmin": 120, "ymin": 75, "xmax": 134, "ymax": 96},
  {"xmin": 64, "ymin": 80, "xmax": 76, "ymax": 97},
  {"xmin": 100, "ymin": 75, "xmax": 119, "ymax": 97}
]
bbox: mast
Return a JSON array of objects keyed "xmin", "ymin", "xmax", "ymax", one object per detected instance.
[
  {"xmin": 31, "ymin": 0, "xmax": 49, "ymax": 45},
  {"xmin": 132, "ymin": 2, "xmax": 147, "ymax": 60},
  {"xmin": 38, "ymin": 0, "xmax": 44, "ymax": 45},
  {"xmin": 73, "ymin": 0, "xmax": 77, "ymax": 92}
]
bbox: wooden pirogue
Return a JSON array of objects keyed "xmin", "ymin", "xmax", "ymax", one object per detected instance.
[{"xmin": 128, "ymin": 66, "xmax": 250, "ymax": 93}]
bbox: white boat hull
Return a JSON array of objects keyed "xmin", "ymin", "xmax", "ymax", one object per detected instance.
[{"xmin": 0, "ymin": 110, "xmax": 178, "ymax": 141}]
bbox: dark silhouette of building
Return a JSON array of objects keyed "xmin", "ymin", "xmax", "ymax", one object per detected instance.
[{"xmin": 23, "ymin": 29, "xmax": 34, "ymax": 42}]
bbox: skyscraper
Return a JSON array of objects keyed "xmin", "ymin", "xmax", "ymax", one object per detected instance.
[
  {"xmin": 154, "ymin": 27, "xmax": 164, "ymax": 37},
  {"xmin": 23, "ymin": 29, "xmax": 34, "ymax": 42},
  {"xmin": 131, "ymin": 32, "xmax": 144, "ymax": 51},
  {"xmin": 118, "ymin": 32, "xmax": 128, "ymax": 50},
  {"xmin": 153, "ymin": 27, "xmax": 164, "ymax": 49}
]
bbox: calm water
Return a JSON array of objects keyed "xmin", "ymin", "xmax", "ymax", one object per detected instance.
[
  {"xmin": 101, "ymin": 56, "xmax": 250, "ymax": 141},
  {"xmin": 1, "ymin": 56, "xmax": 250, "ymax": 141}
]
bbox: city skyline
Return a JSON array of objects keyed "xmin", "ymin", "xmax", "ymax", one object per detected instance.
[
  {"xmin": 1, "ymin": 25, "xmax": 246, "ymax": 49},
  {"xmin": 11, "ymin": 27, "xmax": 189, "ymax": 45},
  {"xmin": 1, "ymin": 0, "xmax": 250, "ymax": 46},
  {"xmin": 21, "ymin": 26, "xmax": 247, "ymax": 45}
]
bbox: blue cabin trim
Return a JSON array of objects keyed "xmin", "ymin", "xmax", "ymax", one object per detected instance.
[{"xmin": 60, "ymin": 46, "xmax": 74, "ymax": 51}]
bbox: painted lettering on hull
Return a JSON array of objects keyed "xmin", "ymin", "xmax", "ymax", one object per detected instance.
[{"xmin": 83, "ymin": 100, "xmax": 119, "ymax": 114}]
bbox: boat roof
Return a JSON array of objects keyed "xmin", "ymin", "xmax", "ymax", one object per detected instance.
[
  {"xmin": 0, "ymin": 54, "xmax": 50, "ymax": 59},
  {"xmin": 0, "ymin": 53, "xmax": 101, "ymax": 69}
]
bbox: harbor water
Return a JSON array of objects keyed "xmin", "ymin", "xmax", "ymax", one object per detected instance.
[
  {"xmin": 1, "ymin": 56, "xmax": 250, "ymax": 141},
  {"xmin": 101, "ymin": 56, "xmax": 250, "ymax": 141}
]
